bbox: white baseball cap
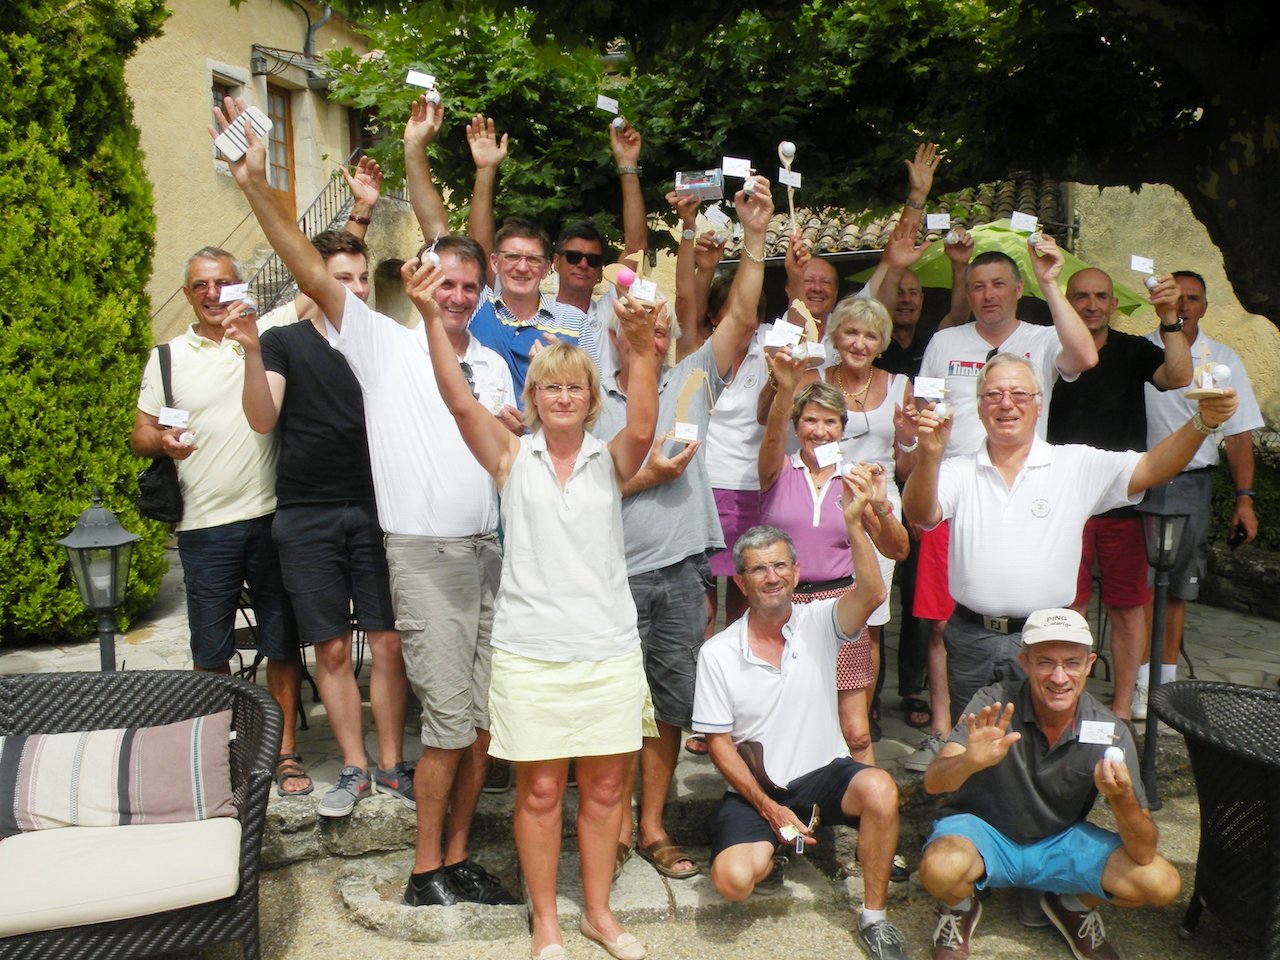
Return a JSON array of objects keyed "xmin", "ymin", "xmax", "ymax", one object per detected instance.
[{"xmin": 1021, "ymin": 608, "xmax": 1094, "ymax": 648}]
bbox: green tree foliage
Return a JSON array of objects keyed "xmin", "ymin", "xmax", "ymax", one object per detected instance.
[
  {"xmin": 341, "ymin": 0, "xmax": 1280, "ymax": 327},
  {"xmin": 0, "ymin": 0, "xmax": 169, "ymax": 642}
]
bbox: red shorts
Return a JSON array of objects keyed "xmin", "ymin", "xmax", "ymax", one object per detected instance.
[
  {"xmin": 912, "ymin": 521, "xmax": 955, "ymax": 621},
  {"xmin": 1074, "ymin": 516, "xmax": 1151, "ymax": 609}
]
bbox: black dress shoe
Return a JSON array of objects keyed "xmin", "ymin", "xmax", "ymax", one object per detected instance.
[
  {"xmin": 445, "ymin": 859, "xmax": 519, "ymax": 905},
  {"xmin": 403, "ymin": 868, "xmax": 462, "ymax": 906}
]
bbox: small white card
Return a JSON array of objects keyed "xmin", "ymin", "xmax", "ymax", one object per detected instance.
[
  {"xmin": 1130, "ymin": 254, "xmax": 1155, "ymax": 275},
  {"xmin": 721, "ymin": 156, "xmax": 753, "ymax": 179},
  {"xmin": 777, "ymin": 168, "xmax": 802, "ymax": 188},
  {"xmin": 218, "ymin": 282, "xmax": 250, "ymax": 302},
  {"xmin": 913, "ymin": 376, "xmax": 946, "ymax": 401},
  {"xmin": 1078, "ymin": 720, "xmax": 1117, "ymax": 745},
  {"xmin": 673, "ymin": 421, "xmax": 699, "ymax": 442},
  {"xmin": 704, "ymin": 204, "xmax": 731, "ymax": 227},
  {"xmin": 814, "ymin": 441, "xmax": 842, "ymax": 468},
  {"xmin": 405, "ymin": 70, "xmax": 436, "ymax": 89},
  {"xmin": 628, "ymin": 277, "xmax": 658, "ymax": 302},
  {"xmin": 1010, "ymin": 211, "xmax": 1038, "ymax": 233},
  {"xmin": 158, "ymin": 406, "xmax": 190, "ymax": 429},
  {"xmin": 926, "ymin": 213, "xmax": 952, "ymax": 230},
  {"xmin": 211, "ymin": 105, "xmax": 272, "ymax": 163},
  {"xmin": 596, "ymin": 94, "xmax": 619, "ymax": 115},
  {"xmin": 764, "ymin": 320, "xmax": 804, "ymax": 347}
]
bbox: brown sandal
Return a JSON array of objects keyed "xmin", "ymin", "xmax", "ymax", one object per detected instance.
[
  {"xmin": 638, "ymin": 837, "xmax": 701, "ymax": 879},
  {"xmin": 614, "ymin": 841, "xmax": 634, "ymax": 881},
  {"xmin": 274, "ymin": 753, "xmax": 313, "ymax": 797}
]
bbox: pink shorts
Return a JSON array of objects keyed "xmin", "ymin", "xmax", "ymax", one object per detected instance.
[
  {"xmin": 912, "ymin": 521, "xmax": 955, "ymax": 621},
  {"xmin": 1074, "ymin": 516, "xmax": 1151, "ymax": 609},
  {"xmin": 709, "ymin": 488, "xmax": 763, "ymax": 577}
]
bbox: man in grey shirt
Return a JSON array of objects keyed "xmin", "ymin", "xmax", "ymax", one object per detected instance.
[{"xmin": 593, "ymin": 177, "xmax": 771, "ymax": 879}]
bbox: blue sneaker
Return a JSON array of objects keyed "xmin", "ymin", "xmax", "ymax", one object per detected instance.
[
  {"xmin": 318, "ymin": 765, "xmax": 372, "ymax": 818},
  {"xmin": 375, "ymin": 761, "xmax": 416, "ymax": 809}
]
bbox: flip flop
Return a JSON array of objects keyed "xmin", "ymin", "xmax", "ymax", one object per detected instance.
[
  {"xmin": 638, "ymin": 837, "xmax": 701, "ymax": 879},
  {"xmin": 274, "ymin": 753, "xmax": 314, "ymax": 797},
  {"xmin": 684, "ymin": 734, "xmax": 708, "ymax": 755},
  {"xmin": 902, "ymin": 697, "xmax": 932, "ymax": 729}
]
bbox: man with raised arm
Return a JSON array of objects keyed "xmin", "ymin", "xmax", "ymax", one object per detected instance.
[
  {"xmin": 691, "ymin": 511, "xmax": 909, "ymax": 960},
  {"xmin": 919, "ymin": 609, "xmax": 1180, "ymax": 960},
  {"xmin": 213, "ymin": 98, "xmax": 517, "ymax": 907}
]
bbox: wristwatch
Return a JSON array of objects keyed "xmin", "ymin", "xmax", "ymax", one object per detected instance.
[
  {"xmin": 1160, "ymin": 317, "xmax": 1184, "ymax": 332},
  {"xmin": 681, "ymin": 228, "xmax": 696, "ymax": 241}
]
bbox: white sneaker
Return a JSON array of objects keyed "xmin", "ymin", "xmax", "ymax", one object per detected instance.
[
  {"xmin": 1131, "ymin": 683, "xmax": 1148, "ymax": 721},
  {"xmin": 900, "ymin": 733, "xmax": 945, "ymax": 772}
]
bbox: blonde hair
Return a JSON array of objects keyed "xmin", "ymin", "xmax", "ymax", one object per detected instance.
[
  {"xmin": 827, "ymin": 295, "xmax": 891, "ymax": 357},
  {"xmin": 520, "ymin": 342, "xmax": 603, "ymax": 431}
]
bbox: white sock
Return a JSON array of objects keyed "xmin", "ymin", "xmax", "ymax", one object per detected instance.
[
  {"xmin": 1058, "ymin": 893, "xmax": 1089, "ymax": 912},
  {"xmin": 1136, "ymin": 664, "xmax": 1149, "ymax": 686},
  {"xmin": 1161, "ymin": 663, "xmax": 1177, "ymax": 684},
  {"xmin": 860, "ymin": 907, "xmax": 886, "ymax": 928},
  {"xmin": 946, "ymin": 897, "xmax": 972, "ymax": 913}
]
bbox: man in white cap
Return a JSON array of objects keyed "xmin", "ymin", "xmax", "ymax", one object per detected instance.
[{"xmin": 918, "ymin": 608, "xmax": 1181, "ymax": 960}]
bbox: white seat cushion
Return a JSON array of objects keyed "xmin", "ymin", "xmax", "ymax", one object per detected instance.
[{"xmin": 0, "ymin": 818, "xmax": 241, "ymax": 937}]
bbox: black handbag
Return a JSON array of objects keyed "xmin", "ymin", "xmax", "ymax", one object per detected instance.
[{"xmin": 135, "ymin": 343, "xmax": 184, "ymax": 523}]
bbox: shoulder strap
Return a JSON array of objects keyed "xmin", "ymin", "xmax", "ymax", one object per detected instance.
[{"xmin": 157, "ymin": 342, "xmax": 173, "ymax": 408}]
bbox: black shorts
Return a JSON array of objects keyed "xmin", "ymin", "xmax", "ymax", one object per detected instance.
[{"xmin": 709, "ymin": 756, "xmax": 869, "ymax": 860}]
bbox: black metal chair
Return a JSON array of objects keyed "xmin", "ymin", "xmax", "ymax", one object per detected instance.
[
  {"xmin": 1151, "ymin": 680, "xmax": 1280, "ymax": 958},
  {"xmin": 0, "ymin": 670, "xmax": 282, "ymax": 960}
]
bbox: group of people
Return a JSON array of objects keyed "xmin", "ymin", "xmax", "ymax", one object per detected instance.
[{"xmin": 128, "ymin": 89, "xmax": 1261, "ymax": 960}]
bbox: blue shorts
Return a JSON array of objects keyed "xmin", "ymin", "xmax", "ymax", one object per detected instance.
[{"xmin": 926, "ymin": 814, "xmax": 1122, "ymax": 901}]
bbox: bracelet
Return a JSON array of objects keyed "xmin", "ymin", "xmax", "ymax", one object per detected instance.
[
  {"xmin": 1236, "ymin": 488, "xmax": 1256, "ymax": 498},
  {"xmin": 904, "ymin": 198, "xmax": 925, "ymax": 210},
  {"xmin": 1192, "ymin": 413, "xmax": 1218, "ymax": 435},
  {"xmin": 616, "ymin": 165, "xmax": 642, "ymax": 175},
  {"xmin": 742, "ymin": 245, "xmax": 765, "ymax": 263},
  {"xmin": 874, "ymin": 504, "xmax": 892, "ymax": 518},
  {"xmin": 348, "ymin": 213, "xmax": 372, "ymax": 225},
  {"xmin": 897, "ymin": 439, "xmax": 919, "ymax": 453}
]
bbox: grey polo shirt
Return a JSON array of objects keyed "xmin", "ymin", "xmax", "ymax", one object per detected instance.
[
  {"xmin": 591, "ymin": 339, "xmax": 726, "ymax": 576},
  {"xmin": 939, "ymin": 679, "xmax": 1146, "ymax": 844}
]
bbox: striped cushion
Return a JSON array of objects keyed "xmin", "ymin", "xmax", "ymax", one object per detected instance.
[{"xmin": 0, "ymin": 711, "xmax": 235, "ymax": 837}]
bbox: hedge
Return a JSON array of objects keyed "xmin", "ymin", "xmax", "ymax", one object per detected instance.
[{"xmin": 0, "ymin": 0, "xmax": 170, "ymax": 643}]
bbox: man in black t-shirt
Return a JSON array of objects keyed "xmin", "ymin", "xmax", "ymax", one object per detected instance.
[
  {"xmin": 236, "ymin": 231, "xmax": 412, "ymax": 819},
  {"xmin": 1046, "ymin": 268, "xmax": 1190, "ymax": 721}
]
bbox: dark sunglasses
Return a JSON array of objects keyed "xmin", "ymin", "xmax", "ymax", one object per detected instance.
[{"xmin": 560, "ymin": 250, "xmax": 604, "ymax": 268}]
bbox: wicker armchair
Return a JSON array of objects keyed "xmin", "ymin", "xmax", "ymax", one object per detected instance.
[
  {"xmin": 1151, "ymin": 680, "xmax": 1280, "ymax": 958},
  {"xmin": 0, "ymin": 670, "xmax": 282, "ymax": 960}
]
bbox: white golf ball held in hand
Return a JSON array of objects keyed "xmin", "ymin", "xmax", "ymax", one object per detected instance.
[
  {"xmin": 425, "ymin": 90, "xmax": 441, "ymax": 106},
  {"xmin": 1144, "ymin": 275, "xmax": 1160, "ymax": 291},
  {"xmin": 1104, "ymin": 746, "xmax": 1124, "ymax": 764},
  {"xmin": 611, "ymin": 116, "xmax": 625, "ymax": 130},
  {"xmin": 933, "ymin": 401, "xmax": 950, "ymax": 420},
  {"xmin": 1212, "ymin": 363, "xmax": 1231, "ymax": 384}
]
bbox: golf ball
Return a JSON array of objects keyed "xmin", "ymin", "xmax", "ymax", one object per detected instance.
[
  {"xmin": 611, "ymin": 116, "xmax": 625, "ymax": 130},
  {"xmin": 425, "ymin": 251, "xmax": 441, "ymax": 269},
  {"xmin": 425, "ymin": 90, "xmax": 441, "ymax": 106},
  {"xmin": 1104, "ymin": 746, "xmax": 1124, "ymax": 764},
  {"xmin": 743, "ymin": 177, "xmax": 757, "ymax": 196},
  {"xmin": 1144, "ymin": 275, "xmax": 1160, "ymax": 291},
  {"xmin": 617, "ymin": 267, "xmax": 636, "ymax": 287},
  {"xmin": 1212, "ymin": 363, "xmax": 1231, "ymax": 383},
  {"xmin": 1028, "ymin": 231, "xmax": 1042, "ymax": 246},
  {"xmin": 178, "ymin": 431, "xmax": 196, "ymax": 447},
  {"xmin": 779, "ymin": 140, "xmax": 797, "ymax": 161},
  {"xmin": 934, "ymin": 401, "xmax": 950, "ymax": 420},
  {"xmin": 944, "ymin": 229, "xmax": 962, "ymax": 246},
  {"xmin": 241, "ymin": 297, "xmax": 257, "ymax": 316}
]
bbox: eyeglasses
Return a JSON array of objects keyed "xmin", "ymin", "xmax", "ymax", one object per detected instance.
[
  {"xmin": 538, "ymin": 383, "xmax": 587, "ymax": 399},
  {"xmin": 1029, "ymin": 656, "xmax": 1089, "ymax": 677},
  {"xmin": 496, "ymin": 251, "xmax": 549, "ymax": 268},
  {"xmin": 844, "ymin": 410, "xmax": 870, "ymax": 440},
  {"xmin": 743, "ymin": 560, "xmax": 794, "ymax": 579},
  {"xmin": 560, "ymin": 250, "xmax": 604, "ymax": 268},
  {"xmin": 459, "ymin": 360, "xmax": 478, "ymax": 400},
  {"xmin": 188, "ymin": 279, "xmax": 239, "ymax": 294},
  {"xmin": 979, "ymin": 388, "xmax": 1041, "ymax": 406}
]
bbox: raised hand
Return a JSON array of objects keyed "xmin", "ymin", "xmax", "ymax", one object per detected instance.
[
  {"xmin": 840, "ymin": 465, "xmax": 873, "ymax": 523},
  {"xmin": 610, "ymin": 118, "xmax": 642, "ymax": 167},
  {"xmin": 1147, "ymin": 275, "xmax": 1180, "ymax": 322},
  {"xmin": 614, "ymin": 295, "xmax": 663, "ymax": 355},
  {"xmin": 666, "ymin": 190, "xmax": 701, "ymax": 227},
  {"xmin": 883, "ymin": 216, "xmax": 928, "ymax": 271},
  {"xmin": 643, "ymin": 434, "xmax": 701, "ymax": 485},
  {"xmin": 916, "ymin": 401, "xmax": 953, "ymax": 458},
  {"xmin": 400, "ymin": 255, "xmax": 445, "ymax": 324},
  {"xmin": 735, "ymin": 175, "xmax": 775, "ymax": 233},
  {"xmin": 943, "ymin": 226, "xmax": 974, "ymax": 267},
  {"xmin": 905, "ymin": 142, "xmax": 942, "ymax": 200},
  {"xmin": 694, "ymin": 231, "xmax": 728, "ymax": 273},
  {"xmin": 764, "ymin": 347, "xmax": 806, "ymax": 396},
  {"xmin": 466, "ymin": 114, "xmax": 508, "ymax": 170},
  {"xmin": 785, "ymin": 231, "xmax": 811, "ymax": 283},
  {"xmin": 1028, "ymin": 232, "xmax": 1064, "ymax": 285},
  {"xmin": 962, "ymin": 702, "xmax": 1021, "ymax": 769},
  {"xmin": 221, "ymin": 299, "xmax": 261, "ymax": 353},
  {"xmin": 404, "ymin": 93, "xmax": 444, "ymax": 151},
  {"xmin": 341, "ymin": 155, "xmax": 383, "ymax": 209},
  {"xmin": 209, "ymin": 96, "xmax": 267, "ymax": 186}
]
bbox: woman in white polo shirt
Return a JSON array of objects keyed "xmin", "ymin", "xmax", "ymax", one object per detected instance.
[{"xmin": 414, "ymin": 255, "xmax": 660, "ymax": 960}]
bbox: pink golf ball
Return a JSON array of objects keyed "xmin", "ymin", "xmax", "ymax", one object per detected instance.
[{"xmin": 617, "ymin": 267, "xmax": 636, "ymax": 287}]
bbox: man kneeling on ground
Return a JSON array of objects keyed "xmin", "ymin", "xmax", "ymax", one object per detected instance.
[
  {"xmin": 919, "ymin": 608, "xmax": 1180, "ymax": 960},
  {"xmin": 691, "ymin": 472, "xmax": 911, "ymax": 960}
]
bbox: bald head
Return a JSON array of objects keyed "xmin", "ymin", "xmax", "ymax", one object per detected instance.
[{"xmin": 1066, "ymin": 267, "xmax": 1117, "ymax": 334}]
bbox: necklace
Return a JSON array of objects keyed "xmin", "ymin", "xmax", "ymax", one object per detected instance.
[{"xmin": 837, "ymin": 366, "xmax": 873, "ymax": 406}]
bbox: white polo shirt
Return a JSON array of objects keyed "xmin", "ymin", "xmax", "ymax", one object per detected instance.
[
  {"xmin": 920, "ymin": 321, "xmax": 1068, "ymax": 457},
  {"xmin": 327, "ymin": 290, "xmax": 510, "ymax": 537},
  {"xmin": 692, "ymin": 599, "xmax": 853, "ymax": 789},
  {"xmin": 934, "ymin": 438, "xmax": 1142, "ymax": 615},
  {"xmin": 705, "ymin": 326, "xmax": 770, "ymax": 490},
  {"xmin": 1143, "ymin": 328, "xmax": 1264, "ymax": 468}
]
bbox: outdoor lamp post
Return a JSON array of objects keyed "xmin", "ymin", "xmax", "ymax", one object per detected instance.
[
  {"xmin": 57, "ymin": 491, "xmax": 140, "ymax": 672},
  {"xmin": 1135, "ymin": 507, "xmax": 1189, "ymax": 811}
]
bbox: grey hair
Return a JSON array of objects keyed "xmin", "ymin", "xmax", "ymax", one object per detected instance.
[
  {"xmin": 184, "ymin": 246, "xmax": 243, "ymax": 285},
  {"xmin": 732, "ymin": 525, "xmax": 797, "ymax": 574},
  {"xmin": 976, "ymin": 352, "xmax": 1044, "ymax": 395}
]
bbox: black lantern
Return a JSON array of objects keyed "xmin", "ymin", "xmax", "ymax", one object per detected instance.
[
  {"xmin": 57, "ymin": 491, "xmax": 140, "ymax": 671},
  {"xmin": 1134, "ymin": 506, "xmax": 1190, "ymax": 809}
]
